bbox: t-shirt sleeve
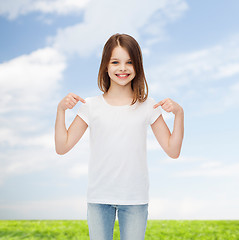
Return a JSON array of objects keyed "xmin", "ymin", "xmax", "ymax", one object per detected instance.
[
  {"xmin": 148, "ymin": 97, "xmax": 162, "ymax": 125},
  {"xmin": 77, "ymin": 97, "xmax": 90, "ymax": 126}
]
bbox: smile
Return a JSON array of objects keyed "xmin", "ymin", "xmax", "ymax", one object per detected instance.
[{"xmin": 116, "ymin": 74, "xmax": 130, "ymax": 79}]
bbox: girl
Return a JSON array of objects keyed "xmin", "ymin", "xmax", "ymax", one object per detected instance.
[{"xmin": 55, "ymin": 33, "xmax": 184, "ymax": 240}]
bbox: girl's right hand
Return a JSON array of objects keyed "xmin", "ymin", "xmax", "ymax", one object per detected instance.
[{"xmin": 57, "ymin": 93, "xmax": 86, "ymax": 111}]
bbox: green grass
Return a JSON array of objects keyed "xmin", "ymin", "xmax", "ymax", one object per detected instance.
[{"xmin": 0, "ymin": 220, "xmax": 238, "ymax": 239}]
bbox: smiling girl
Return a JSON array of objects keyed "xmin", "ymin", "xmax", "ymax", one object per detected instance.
[{"xmin": 55, "ymin": 33, "xmax": 184, "ymax": 240}]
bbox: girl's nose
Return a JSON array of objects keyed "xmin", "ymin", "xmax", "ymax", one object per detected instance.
[{"xmin": 119, "ymin": 63, "xmax": 127, "ymax": 71}]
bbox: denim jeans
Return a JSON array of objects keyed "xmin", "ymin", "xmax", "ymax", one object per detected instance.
[{"xmin": 87, "ymin": 202, "xmax": 148, "ymax": 240}]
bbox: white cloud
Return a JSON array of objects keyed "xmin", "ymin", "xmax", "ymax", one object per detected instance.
[
  {"xmin": 0, "ymin": 128, "xmax": 54, "ymax": 148},
  {"xmin": 160, "ymin": 155, "xmax": 207, "ymax": 164},
  {"xmin": 0, "ymin": 47, "xmax": 66, "ymax": 113},
  {"xmin": 149, "ymin": 197, "xmax": 207, "ymax": 219},
  {"xmin": 0, "ymin": 197, "xmax": 88, "ymax": 220},
  {"xmin": 0, "ymin": 47, "xmax": 67, "ymax": 152},
  {"xmin": 51, "ymin": 0, "xmax": 188, "ymax": 57},
  {"xmin": 148, "ymin": 37, "xmax": 239, "ymax": 96},
  {"xmin": 147, "ymin": 34, "xmax": 239, "ymax": 115},
  {"xmin": 2, "ymin": 195, "xmax": 239, "ymax": 219},
  {"xmin": 223, "ymin": 81, "xmax": 239, "ymax": 108},
  {"xmin": 149, "ymin": 196, "xmax": 239, "ymax": 219},
  {"xmin": 174, "ymin": 160, "xmax": 239, "ymax": 177},
  {"xmin": 0, "ymin": 132, "xmax": 90, "ymax": 185},
  {"xmin": 149, "ymin": 155, "xmax": 239, "ymax": 179},
  {"xmin": 0, "ymin": 47, "xmax": 68, "ymax": 184},
  {"xmin": 0, "ymin": 147, "xmax": 56, "ymax": 185},
  {"xmin": 68, "ymin": 163, "xmax": 88, "ymax": 178},
  {"xmin": 0, "ymin": 0, "xmax": 90, "ymax": 20},
  {"xmin": 0, "ymin": 44, "xmax": 92, "ymax": 184}
]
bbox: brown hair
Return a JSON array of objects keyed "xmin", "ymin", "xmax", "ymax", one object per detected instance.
[{"xmin": 97, "ymin": 33, "xmax": 148, "ymax": 105}]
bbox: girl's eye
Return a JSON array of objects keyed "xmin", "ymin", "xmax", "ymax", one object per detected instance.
[{"xmin": 111, "ymin": 61, "xmax": 132, "ymax": 64}]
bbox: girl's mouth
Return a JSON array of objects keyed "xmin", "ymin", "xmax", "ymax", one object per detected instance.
[{"xmin": 116, "ymin": 74, "xmax": 130, "ymax": 79}]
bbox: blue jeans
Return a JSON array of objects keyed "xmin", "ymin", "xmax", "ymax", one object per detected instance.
[{"xmin": 87, "ymin": 203, "xmax": 148, "ymax": 240}]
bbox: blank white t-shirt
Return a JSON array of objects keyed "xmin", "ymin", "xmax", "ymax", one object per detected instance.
[{"xmin": 77, "ymin": 94, "xmax": 162, "ymax": 205}]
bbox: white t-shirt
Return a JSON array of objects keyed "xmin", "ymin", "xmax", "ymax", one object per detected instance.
[{"xmin": 77, "ymin": 94, "xmax": 162, "ymax": 205}]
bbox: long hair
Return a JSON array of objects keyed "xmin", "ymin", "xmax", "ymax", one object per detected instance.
[{"xmin": 97, "ymin": 33, "xmax": 148, "ymax": 105}]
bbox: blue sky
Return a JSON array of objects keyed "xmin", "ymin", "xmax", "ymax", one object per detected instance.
[{"xmin": 0, "ymin": 0, "xmax": 239, "ymax": 220}]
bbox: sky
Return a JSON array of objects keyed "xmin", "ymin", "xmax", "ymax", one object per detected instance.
[{"xmin": 0, "ymin": 0, "xmax": 239, "ymax": 220}]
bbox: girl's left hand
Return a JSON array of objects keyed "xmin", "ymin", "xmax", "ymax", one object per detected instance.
[{"xmin": 153, "ymin": 98, "xmax": 183, "ymax": 115}]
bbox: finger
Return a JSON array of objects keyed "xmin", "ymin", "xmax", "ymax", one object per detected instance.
[
  {"xmin": 69, "ymin": 92, "xmax": 79, "ymax": 99},
  {"xmin": 66, "ymin": 103, "xmax": 73, "ymax": 109},
  {"xmin": 162, "ymin": 107, "xmax": 169, "ymax": 112},
  {"xmin": 159, "ymin": 99, "xmax": 167, "ymax": 106},
  {"xmin": 65, "ymin": 96, "xmax": 76, "ymax": 105},
  {"xmin": 153, "ymin": 100, "xmax": 164, "ymax": 108},
  {"xmin": 69, "ymin": 96, "xmax": 77, "ymax": 105},
  {"xmin": 165, "ymin": 106, "xmax": 172, "ymax": 112},
  {"xmin": 153, "ymin": 104, "xmax": 159, "ymax": 109},
  {"xmin": 163, "ymin": 103, "xmax": 171, "ymax": 109},
  {"xmin": 77, "ymin": 97, "xmax": 86, "ymax": 103},
  {"xmin": 68, "ymin": 100, "xmax": 76, "ymax": 107},
  {"xmin": 70, "ymin": 93, "xmax": 86, "ymax": 103}
]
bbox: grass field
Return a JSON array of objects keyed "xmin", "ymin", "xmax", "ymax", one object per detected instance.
[{"xmin": 0, "ymin": 220, "xmax": 238, "ymax": 239}]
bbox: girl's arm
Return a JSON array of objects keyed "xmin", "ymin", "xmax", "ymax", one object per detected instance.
[
  {"xmin": 55, "ymin": 93, "xmax": 88, "ymax": 155},
  {"xmin": 151, "ymin": 98, "xmax": 184, "ymax": 159}
]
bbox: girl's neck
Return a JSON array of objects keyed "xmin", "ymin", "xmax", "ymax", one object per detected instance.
[
  {"xmin": 104, "ymin": 85, "xmax": 134, "ymax": 100},
  {"xmin": 103, "ymin": 86, "xmax": 134, "ymax": 106}
]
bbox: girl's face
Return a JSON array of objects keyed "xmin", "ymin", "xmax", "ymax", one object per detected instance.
[{"xmin": 107, "ymin": 46, "xmax": 136, "ymax": 87}]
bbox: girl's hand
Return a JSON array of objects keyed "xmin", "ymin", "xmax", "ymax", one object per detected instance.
[
  {"xmin": 153, "ymin": 98, "xmax": 183, "ymax": 115},
  {"xmin": 57, "ymin": 93, "xmax": 86, "ymax": 111}
]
